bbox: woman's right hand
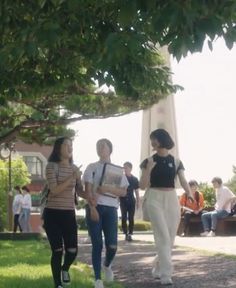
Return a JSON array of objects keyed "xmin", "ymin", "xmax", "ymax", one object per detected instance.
[{"xmin": 90, "ymin": 206, "xmax": 99, "ymax": 222}]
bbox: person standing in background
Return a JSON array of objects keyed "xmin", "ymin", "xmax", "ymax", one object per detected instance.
[
  {"xmin": 120, "ymin": 162, "xmax": 140, "ymax": 241},
  {"xmin": 12, "ymin": 186, "xmax": 23, "ymax": 233},
  {"xmin": 19, "ymin": 186, "xmax": 32, "ymax": 233}
]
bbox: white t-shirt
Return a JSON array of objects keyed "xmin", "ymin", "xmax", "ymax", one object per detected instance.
[
  {"xmin": 22, "ymin": 193, "xmax": 32, "ymax": 210},
  {"xmin": 215, "ymin": 186, "xmax": 234, "ymax": 213},
  {"xmin": 83, "ymin": 161, "xmax": 129, "ymax": 208},
  {"xmin": 12, "ymin": 194, "xmax": 23, "ymax": 215}
]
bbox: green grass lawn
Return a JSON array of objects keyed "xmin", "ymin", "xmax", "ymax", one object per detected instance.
[{"xmin": 0, "ymin": 240, "xmax": 123, "ymax": 288}]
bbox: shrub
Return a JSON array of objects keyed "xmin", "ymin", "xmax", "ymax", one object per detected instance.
[
  {"xmin": 118, "ymin": 220, "xmax": 151, "ymax": 231},
  {"xmin": 199, "ymin": 182, "xmax": 215, "ymax": 208}
]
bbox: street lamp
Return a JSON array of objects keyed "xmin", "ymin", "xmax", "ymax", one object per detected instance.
[{"xmin": 0, "ymin": 142, "xmax": 15, "ymax": 231}]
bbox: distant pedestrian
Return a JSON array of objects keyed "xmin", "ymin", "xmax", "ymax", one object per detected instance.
[
  {"xmin": 201, "ymin": 177, "xmax": 236, "ymax": 237},
  {"xmin": 140, "ymin": 128, "xmax": 193, "ymax": 286},
  {"xmin": 18, "ymin": 185, "xmax": 32, "ymax": 233},
  {"xmin": 120, "ymin": 162, "xmax": 140, "ymax": 241},
  {"xmin": 12, "ymin": 186, "xmax": 23, "ymax": 233}
]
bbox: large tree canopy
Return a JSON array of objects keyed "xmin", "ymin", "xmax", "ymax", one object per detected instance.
[{"xmin": 0, "ymin": 0, "xmax": 236, "ymax": 144}]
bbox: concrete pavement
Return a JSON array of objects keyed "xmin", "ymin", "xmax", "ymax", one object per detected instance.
[{"xmin": 125, "ymin": 233, "xmax": 236, "ymax": 256}]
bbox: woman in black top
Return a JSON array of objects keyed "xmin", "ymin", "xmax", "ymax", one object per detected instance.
[{"xmin": 140, "ymin": 129, "xmax": 192, "ymax": 286}]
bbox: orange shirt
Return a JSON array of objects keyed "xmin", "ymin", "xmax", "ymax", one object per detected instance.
[{"xmin": 179, "ymin": 191, "xmax": 204, "ymax": 211}]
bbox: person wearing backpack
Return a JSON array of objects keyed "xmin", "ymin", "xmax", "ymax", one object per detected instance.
[
  {"xmin": 179, "ymin": 180, "xmax": 204, "ymax": 236},
  {"xmin": 43, "ymin": 137, "xmax": 83, "ymax": 288}
]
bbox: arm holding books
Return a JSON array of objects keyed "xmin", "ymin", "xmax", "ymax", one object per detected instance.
[{"xmin": 97, "ymin": 185, "xmax": 127, "ymax": 197}]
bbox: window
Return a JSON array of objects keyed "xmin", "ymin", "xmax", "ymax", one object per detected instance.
[{"xmin": 23, "ymin": 156, "xmax": 43, "ymax": 177}]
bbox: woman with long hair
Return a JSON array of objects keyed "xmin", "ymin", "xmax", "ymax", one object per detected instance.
[{"xmin": 43, "ymin": 137, "xmax": 83, "ymax": 288}]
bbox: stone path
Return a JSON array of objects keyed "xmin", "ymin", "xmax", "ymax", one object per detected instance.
[{"xmin": 77, "ymin": 235, "xmax": 236, "ymax": 288}]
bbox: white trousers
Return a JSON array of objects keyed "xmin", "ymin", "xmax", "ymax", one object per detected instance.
[{"xmin": 146, "ymin": 188, "xmax": 180, "ymax": 280}]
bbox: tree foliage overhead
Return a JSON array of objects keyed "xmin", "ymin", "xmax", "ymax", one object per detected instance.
[{"xmin": 0, "ymin": 0, "xmax": 236, "ymax": 144}]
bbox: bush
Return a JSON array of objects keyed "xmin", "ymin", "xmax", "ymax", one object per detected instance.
[
  {"xmin": 199, "ymin": 182, "xmax": 215, "ymax": 208},
  {"xmin": 118, "ymin": 220, "xmax": 151, "ymax": 231}
]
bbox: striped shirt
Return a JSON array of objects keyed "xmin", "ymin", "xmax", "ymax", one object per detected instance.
[{"xmin": 45, "ymin": 162, "xmax": 77, "ymax": 210}]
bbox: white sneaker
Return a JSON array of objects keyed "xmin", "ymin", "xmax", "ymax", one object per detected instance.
[
  {"xmin": 200, "ymin": 231, "xmax": 209, "ymax": 237},
  {"xmin": 152, "ymin": 266, "xmax": 160, "ymax": 279},
  {"xmin": 161, "ymin": 277, "xmax": 173, "ymax": 285},
  {"xmin": 94, "ymin": 279, "xmax": 104, "ymax": 288},
  {"xmin": 103, "ymin": 265, "xmax": 114, "ymax": 282},
  {"xmin": 207, "ymin": 231, "xmax": 216, "ymax": 237},
  {"xmin": 152, "ymin": 254, "xmax": 160, "ymax": 278}
]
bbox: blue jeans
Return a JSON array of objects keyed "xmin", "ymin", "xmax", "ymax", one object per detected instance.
[
  {"xmin": 86, "ymin": 205, "xmax": 118, "ymax": 280},
  {"xmin": 19, "ymin": 208, "xmax": 31, "ymax": 232},
  {"xmin": 201, "ymin": 210, "xmax": 229, "ymax": 231}
]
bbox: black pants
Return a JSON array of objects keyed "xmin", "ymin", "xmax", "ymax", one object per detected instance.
[
  {"xmin": 44, "ymin": 208, "xmax": 78, "ymax": 287},
  {"xmin": 120, "ymin": 200, "xmax": 135, "ymax": 235},
  {"xmin": 183, "ymin": 211, "xmax": 203, "ymax": 234},
  {"xmin": 13, "ymin": 214, "xmax": 22, "ymax": 233}
]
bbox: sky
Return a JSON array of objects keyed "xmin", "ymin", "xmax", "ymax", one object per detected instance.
[{"xmin": 70, "ymin": 38, "xmax": 236, "ymax": 185}]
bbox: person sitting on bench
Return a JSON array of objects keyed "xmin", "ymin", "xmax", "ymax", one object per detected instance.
[
  {"xmin": 179, "ymin": 180, "xmax": 204, "ymax": 236},
  {"xmin": 200, "ymin": 177, "xmax": 235, "ymax": 237}
]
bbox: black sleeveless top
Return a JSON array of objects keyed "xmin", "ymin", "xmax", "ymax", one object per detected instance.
[{"xmin": 140, "ymin": 154, "xmax": 184, "ymax": 188}]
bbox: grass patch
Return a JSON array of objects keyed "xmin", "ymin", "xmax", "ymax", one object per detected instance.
[{"xmin": 0, "ymin": 240, "xmax": 123, "ymax": 288}]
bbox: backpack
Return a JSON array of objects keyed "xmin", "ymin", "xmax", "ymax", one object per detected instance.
[
  {"xmin": 229, "ymin": 202, "xmax": 236, "ymax": 216},
  {"xmin": 39, "ymin": 184, "xmax": 49, "ymax": 219},
  {"xmin": 40, "ymin": 163, "xmax": 59, "ymax": 219}
]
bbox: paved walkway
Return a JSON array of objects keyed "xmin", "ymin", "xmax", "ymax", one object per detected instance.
[
  {"xmin": 132, "ymin": 233, "xmax": 236, "ymax": 256},
  {"xmin": 78, "ymin": 233, "xmax": 236, "ymax": 288}
]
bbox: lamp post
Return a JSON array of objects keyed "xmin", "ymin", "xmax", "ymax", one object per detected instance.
[{"xmin": 0, "ymin": 142, "xmax": 15, "ymax": 231}]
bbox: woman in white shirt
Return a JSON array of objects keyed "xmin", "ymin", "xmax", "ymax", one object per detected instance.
[
  {"xmin": 12, "ymin": 186, "xmax": 23, "ymax": 233},
  {"xmin": 83, "ymin": 138, "xmax": 129, "ymax": 288},
  {"xmin": 19, "ymin": 186, "xmax": 32, "ymax": 232}
]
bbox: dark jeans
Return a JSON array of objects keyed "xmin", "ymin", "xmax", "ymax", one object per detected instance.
[
  {"xmin": 44, "ymin": 208, "xmax": 78, "ymax": 287},
  {"xmin": 183, "ymin": 211, "xmax": 203, "ymax": 234},
  {"xmin": 13, "ymin": 214, "xmax": 22, "ymax": 233},
  {"xmin": 120, "ymin": 199, "xmax": 135, "ymax": 235},
  {"xmin": 86, "ymin": 205, "xmax": 118, "ymax": 280}
]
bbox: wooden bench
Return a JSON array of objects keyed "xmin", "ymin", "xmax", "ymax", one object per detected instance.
[{"xmin": 177, "ymin": 215, "xmax": 236, "ymax": 236}]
